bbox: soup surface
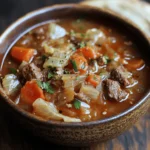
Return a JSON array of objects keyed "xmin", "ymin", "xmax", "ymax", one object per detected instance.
[{"xmin": 1, "ymin": 18, "xmax": 149, "ymax": 122}]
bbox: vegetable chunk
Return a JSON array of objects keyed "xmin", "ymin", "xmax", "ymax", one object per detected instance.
[
  {"xmin": 11, "ymin": 46, "xmax": 35, "ymax": 62},
  {"xmin": 86, "ymin": 74, "xmax": 101, "ymax": 87},
  {"xmin": 20, "ymin": 81, "xmax": 45, "ymax": 104},
  {"xmin": 71, "ymin": 53, "xmax": 88, "ymax": 74},
  {"xmin": 33, "ymin": 98, "xmax": 81, "ymax": 122}
]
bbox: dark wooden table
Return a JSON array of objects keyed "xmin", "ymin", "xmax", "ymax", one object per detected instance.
[{"xmin": 0, "ymin": 0, "xmax": 150, "ymax": 150}]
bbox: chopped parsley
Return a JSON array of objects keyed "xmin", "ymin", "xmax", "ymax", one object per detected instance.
[
  {"xmin": 9, "ymin": 68, "xmax": 17, "ymax": 74},
  {"xmin": 94, "ymin": 75, "xmax": 98, "ymax": 81},
  {"xmin": 70, "ymin": 30, "xmax": 76, "ymax": 37},
  {"xmin": 75, "ymin": 76, "xmax": 79, "ymax": 81},
  {"xmin": 103, "ymin": 55, "xmax": 110, "ymax": 64},
  {"xmin": 79, "ymin": 41, "xmax": 86, "ymax": 48},
  {"xmin": 70, "ymin": 60, "xmax": 78, "ymax": 72},
  {"xmin": 37, "ymin": 81, "xmax": 54, "ymax": 94},
  {"xmin": 48, "ymin": 72, "xmax": 54, "ymax": 79},
  {"xmin": 73, "ymin": 99, "xmax": 81, "ymax": 109},
  {"xmin": 71, "ymin": 47, "xmax": 76, "ymax": 51},
  {"xmin": 42, "ymin": 55, "xmax": 48, "ymax": 61}
]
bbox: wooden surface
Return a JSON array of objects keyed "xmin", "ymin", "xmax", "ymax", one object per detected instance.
[{"xmin": 0, "ymin": 0, "xmax": 150, "ymax": 150}]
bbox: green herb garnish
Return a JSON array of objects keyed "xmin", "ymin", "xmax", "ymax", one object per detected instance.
[
  {"xmin": 70, "ymin": 60, "xmax": 78, "ymax": 72},
  {"xmin": 71, "ymin": 47, "xmax": 76, "ymax": 51},
  {"xmin": 79, "ymin": 41, "xmax": 86, "ymax": 48},
  {"xmin": 37, "ymin": 81, "xmax": 54, "ymax": 94},
  {"xmin": 75, "ymin": 76, "xmax": 79, "ymax": 81},
  {"xmin": 9, "ymin": 68, "xmax": 17, "ymax": 74},
  {"xmin": 103, "ymin": 55, "xmax": 110, "ymax": 64},
  {"xmin": 70, "ymin": 30, "xmax": 76, "ymax": 37},
  {"xmin": 42, "ymin": 55, "xmax": 48, "ymax": 61},
  {"xmin": 73, "ymin": 99, "xmax": 81, "ymax": 109},
  {"xmin": 48, "ymin": 72, "xmax": 54, "ymax": 79}
]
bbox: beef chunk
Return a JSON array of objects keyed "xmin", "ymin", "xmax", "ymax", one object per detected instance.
[
  {"xmin": 32, "ymin": 57, "xmax": 44, "ymax": 69},
  {"xmin": 21, "ymin": 63, "xmax": 43, "ymax": 81},
  {"xmin": 42, "ymin": 68, "xmax": 49, "ymax": 81},
  {"xmin": 104, "ymin": 79, "xmax": 129, "ymax": 102},
  {"xmin": 97, "ymin": 56, "xmax": 106, "ymax": 66},
  {"xmin": 75, "ymin": 93, "xmax": 90, "ymax": 103},
  {"xmin": 110, "ymin": 66, "xmax": 130, "ymax": 87}
]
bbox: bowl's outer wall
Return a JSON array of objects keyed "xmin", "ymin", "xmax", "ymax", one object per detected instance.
[
  {"xmin": 0, "ymin": 5, "xmax": 150, "ymax": 146},
  {"xmin": 2, "ymin": 94, "xmax": 150, "ymax": 146}
]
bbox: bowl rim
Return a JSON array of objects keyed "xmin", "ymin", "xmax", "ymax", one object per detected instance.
[{"xmin": 0, "ymin": 3, "xmax": 150, "ymax": 127}]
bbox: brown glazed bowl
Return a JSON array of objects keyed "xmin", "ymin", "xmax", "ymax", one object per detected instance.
[{"xmin": 0, "ymin": 4, "xmax": 150, "ymax": 147}]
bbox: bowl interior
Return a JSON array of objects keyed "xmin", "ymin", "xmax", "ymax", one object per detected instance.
[{"xmin": 0, "ymin": 4, "xmax": 150, "ymax": 126}]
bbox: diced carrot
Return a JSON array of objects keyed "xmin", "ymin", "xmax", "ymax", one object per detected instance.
[
  {"xmin": 126, "ymin": 58, "xmax": 145, "ymax": 70},
  {"xmin": 77, "ymin": 47, "xmax": 99, "ymax": 59},
  {"xmin": 11, "ymin": 46, "xmax": 35, "ymax": 62},
  {"xmin": 71, "ymin": 53, "xmax": 88, "ymax": 74},
  {"xmin": 86, "ymin": 74, "xmax": 101, "ymax": 87},
  {"xmin": 20, "ymin": 81, "xmax": 45, "ymax": 105}
]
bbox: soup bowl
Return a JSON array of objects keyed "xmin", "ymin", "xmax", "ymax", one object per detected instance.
[{"xmin": 0, "ymin": 4, "xmax": 150, "ymax": 146}]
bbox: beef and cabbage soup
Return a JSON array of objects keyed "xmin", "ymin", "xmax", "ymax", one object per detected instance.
[{"xmin": 1, "ymin": 18, "xmax": 149, "ymax": 122}]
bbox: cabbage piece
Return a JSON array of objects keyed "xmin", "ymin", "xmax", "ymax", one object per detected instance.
[
  {"xmin": 2, "ymin": 74, "xmax": 21, "ymax": 95},
  {"xmin": 42, "ymin": 40, "xmax": 74, "ymax": 58},
  {"xmin": 85, "ymin": 28, "xmax": 106, "ymax": 45},
  {"xmin": 52, "ymin": 50, "xmax": 72, "ymax": 59},
  {"xmin": 43, "ymin": 57, "xmax": 68, "ymax": 68},
  {"xmin": 79, "ymin": 84, "xmax": 99, "ymax": 100},
  {"xmin": 33, "ymin": 98, "xmax": 81, "ymax": 122},
  {"xmin": 62, "ymin": 75, "xmax": 86, "ymax": 88},
  {"xmin": 42, "ymin": 42, "xmax": 55, "ymax": 55},
  {"xmin": 52, "ymin": 43, "xmax": 74, "ymax": 59},
  {"xmin": 48, "ymin": 23, "xmax": 67, "ymax": 39}
]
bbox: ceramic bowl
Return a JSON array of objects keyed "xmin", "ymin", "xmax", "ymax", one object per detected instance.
[{"xmin": 0, "ymin": 4, "xmax": 150, "ymax": 146}]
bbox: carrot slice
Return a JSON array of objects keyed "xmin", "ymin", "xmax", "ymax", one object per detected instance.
[
  {"xmin": 77, "ymin": 47, "xmax": 99, "ymax": 59},
  {"xmin": 11, "ymin": 46, "xmax": 35, "ymax": 62},
  {"xmin": 126, "ymin": 58, "xmax": 145, "ymax": 70},
  {"xmin": 71, "ymin": 53, "xmax": 88, "ymax": 74},
  {"xmin": 20, "ymin": 81, "xmax": 45, "ymax": 105},
  {"xmin": 86, "ymin": 74, "xmax": 101, "ymax": 87}
]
